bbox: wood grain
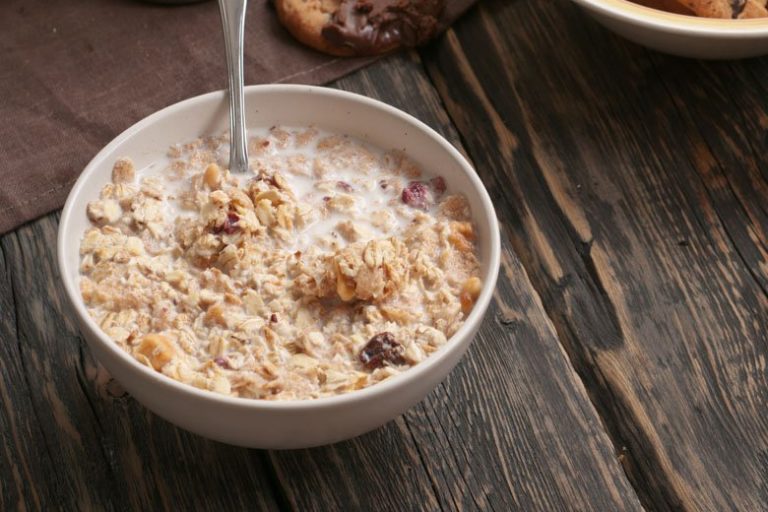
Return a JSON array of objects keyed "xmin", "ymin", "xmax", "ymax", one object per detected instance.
[
  {"xmin": 0, "ymin": 52, "xmax": 642, "ymax": 510},
  {"xmin": 422, "ymin": 1, "xmax": 768, "ymax": 510},
  {"xmin": 267, "ymin": 53, "xmax": 642, "ymax": 512}
]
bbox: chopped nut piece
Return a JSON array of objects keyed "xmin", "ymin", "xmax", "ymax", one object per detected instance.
[
  {"xmin": 336, "ymin": 273, "xmax": 357, "ymax": 302},
  {"xmin": 462, "ymin": 276, "xmax": 482, "ymax": 296},
  {"xmin": 448, "ymin": 221, "xmax": 475, "ymax": 252},
  {"xmin": 203, "ymin": 303, "xmax": 228, "ymax": 327},
  {"xmin": 203, "ymin": 163, "xmax": 222, "ymax": 189},
  {"xmin": 460, "ymin": 276, "xmax": 483, "ymax": 314},
  {"xmin": 134, "ymin": 334, "xmax": 176, "ymax": 371}
]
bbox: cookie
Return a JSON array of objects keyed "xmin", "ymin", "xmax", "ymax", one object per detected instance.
[
  {"xmin": 672, "ymin": 0, "xmax": 768, "ymax": 18},
  {"xmin": 274, "ymin": 0, "xmax": 446, "ymax": 57}
]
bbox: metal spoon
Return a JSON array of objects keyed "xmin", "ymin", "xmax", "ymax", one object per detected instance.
[{"xmin": 217, "ymin": 0, "xmax": 249, "ymax": 173}]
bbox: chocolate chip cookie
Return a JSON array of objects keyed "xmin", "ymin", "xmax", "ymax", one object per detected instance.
[
  {"xmin": 274, "ymin": 0, "xmax": 446, "ymax": 56},
  {"xmin": 643, "ymin": 0, "xmax": 768, "ymax": 17}
]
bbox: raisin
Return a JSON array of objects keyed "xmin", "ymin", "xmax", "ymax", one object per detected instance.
[
  {"xmin": 430, "ymin": 176, "xmax": 446, "ymax": 195},
  {"xmin": 213, "ymin": 212, "xmax": 240, "ymax": 235},
  {"xmin": 270, "ymin": 313, "xmax": 278, "ymax": 323},
  {"xmin": 402, "ymin": 181, "xmax": 431, "ymax": 210},
  {"xmin": 359, "ymin": 332, "xmax": 405, "ymax": 370},
  {"xmin": 336, "ymin": 181, "xmax": 353, "ymax": 192}
]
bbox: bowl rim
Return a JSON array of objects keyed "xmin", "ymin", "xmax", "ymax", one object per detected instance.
[
  {"xmin": 571, "ymin": 0, "xmax": 768, "ymax": 35},
  {"xmin": 57, "ymin": 84, "xmax": 501, "ymax": 411}
]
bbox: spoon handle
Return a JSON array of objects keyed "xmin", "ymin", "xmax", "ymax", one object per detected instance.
[{"xmin": 218, "ymin": 0, "xmax": 249, "ymax": 173}]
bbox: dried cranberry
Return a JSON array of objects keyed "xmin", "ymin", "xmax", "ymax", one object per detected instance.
[
  {"xmin": 401, "ymin": 181, "xmax": 430, "ymax": 210},
  {"xmin": 336, "ymin": 181, "xmax": 353, "ymax": 192},
  {"xmin": 214, "ymin": 357, "xmax": 231, "ymax": 369},
  {"xmin": 213, "ymin": 212, "xmax": 240, "ymax": 235},
  {"xmin": 270, "ymin": 313, "xmax": 278, "ymax": 323},
  {"xmin": 359, "ymin": 332, "xmax": 405, "ymax": 370},
  {"xmin": 430, "ymin": 176, "xmax": 447, "ymax": 195}
]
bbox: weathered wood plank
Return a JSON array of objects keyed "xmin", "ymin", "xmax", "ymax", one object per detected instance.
[
  {"xmin": 646, "ymin": 57, "xmax": 768, "ymax": 294},
  {"xmin": 0, "ymin": 216, "xmax": 282, "ymax": 511},
  {"xmin": 266, "ymin": 52, "xmax": 643, "ymax": 511},
  {"xmin": 422, "ymin": 1, "xmax": 768, "ymax": 509},
  {"xmin": 0, "ymin": 229, "xmax": 50, "ymax": 511}
]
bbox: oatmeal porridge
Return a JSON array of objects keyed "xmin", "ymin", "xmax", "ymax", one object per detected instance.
[{"xmin": 79, "ymin": 126, "xmax": 482, "ymax": 400}]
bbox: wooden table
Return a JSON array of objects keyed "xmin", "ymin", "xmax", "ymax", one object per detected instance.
[{"xmin": 3, "ymin": 0, "xmax": 768, "ymax": 509}]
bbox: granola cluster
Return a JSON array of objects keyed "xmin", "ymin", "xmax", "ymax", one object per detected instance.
[{"xmin": 80, "ymin": 127, "xmax": 482, "ymax": 400}]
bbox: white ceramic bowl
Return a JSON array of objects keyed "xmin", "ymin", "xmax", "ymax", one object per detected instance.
[
  {"xmin": 571, "ymin": 0, "xmax": 768, "ymax": 59},
  {"xmin": 57, "ymin": 85, "xmax": 501, "ymax": 449}
]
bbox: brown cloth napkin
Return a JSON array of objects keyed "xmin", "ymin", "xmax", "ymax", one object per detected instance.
[{"xmin": 0, "ymin": 0, "xmax": 474, "ymax": 234}]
